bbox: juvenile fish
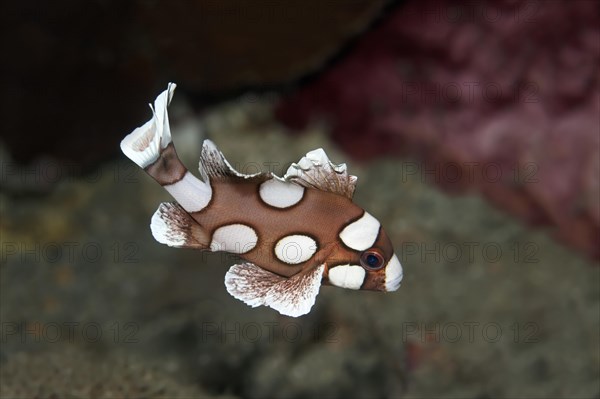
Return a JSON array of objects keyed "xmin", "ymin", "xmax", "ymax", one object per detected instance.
[{"xmin": 120, "ymin": 83, "xmax": 403, "ymax": 317}]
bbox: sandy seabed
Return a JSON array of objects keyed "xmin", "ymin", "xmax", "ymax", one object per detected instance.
[{"xmin": 1, "ymin": 99, "xmax": 598, "ymax": 399}]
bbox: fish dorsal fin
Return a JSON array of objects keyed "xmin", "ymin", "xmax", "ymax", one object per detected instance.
[
  {"xmin": 284, "ymin": 148, "xmax": 357, "ymax": 199},
  {"xmin": 199, "ymin": 140, "xmax": 264, "ymax": 181},
  {"xmin": 224, "ymin": 262, "xmax": 325, "ymax": 317}
]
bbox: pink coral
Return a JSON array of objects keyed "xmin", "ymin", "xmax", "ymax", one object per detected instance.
[{"xmin": 276, "ymin": 0, "xmax": 600, "ymax": 258}]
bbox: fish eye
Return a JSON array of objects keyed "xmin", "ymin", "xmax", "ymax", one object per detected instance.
[{"xmin": 360, "ymin": 249, "xmax": 385, "ymax": 270}]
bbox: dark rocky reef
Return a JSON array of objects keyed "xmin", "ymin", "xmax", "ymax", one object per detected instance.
[{"xmin": 0, "ymin": 0, "xmax": 388, "ymax": 167}]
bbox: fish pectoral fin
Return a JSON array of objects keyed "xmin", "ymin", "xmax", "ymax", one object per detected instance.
[
  {"xmin": 224, "ymin": 263, "xmax": 325, "ymax": 317},
  {"xmin": 150, "ymin": 202, "xmax": 210, "ymax": 248}
]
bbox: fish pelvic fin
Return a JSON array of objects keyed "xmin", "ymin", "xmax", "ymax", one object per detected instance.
[{"xmin": 151, "ymin": 202, "xmax": 210, "ymax": 249}]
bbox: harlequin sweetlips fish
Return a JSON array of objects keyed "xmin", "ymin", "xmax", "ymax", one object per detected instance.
[{"xmin": 120, "ymin": 83, "xmax": 403, "ymax": 317}]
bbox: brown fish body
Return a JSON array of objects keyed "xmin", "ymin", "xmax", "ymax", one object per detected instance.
[{"xmin": 190, "ymin": 176, "xmax": 364, "ymax": 277}]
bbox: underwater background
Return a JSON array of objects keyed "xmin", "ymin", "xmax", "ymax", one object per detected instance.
[{"xmin": 1, "ymin": 1, "xmax": 599, "ymax": 398}]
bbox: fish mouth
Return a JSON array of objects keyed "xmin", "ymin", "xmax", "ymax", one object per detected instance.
[{"xmin": 385, "ymin": 254, "xmax": 403, "ymax": 292}]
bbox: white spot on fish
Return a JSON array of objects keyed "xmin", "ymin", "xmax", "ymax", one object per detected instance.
[
  {"xmin": 210, "ymin": 224, "xmax": 257, "ymax": 254},
  {"xmin": 259, "ymin": 178, "xmax": 305, "ymax": 208},
  {"xmin": 385, "ymin": 254, "xmax": 403, "ymax": 292},
  {"xmin": 339, "ymin": 211, "xmax": 380, "ymax": 251},
  {"xmin": 274, "ymin": 235, "xmax": 317, "ymax": 264},
  {"xmin": 328, "ymin": 265, "xmax": 365, "ymax": 290},
  {"xmin": 164, "ymin": 171, "xmax": 212, "ymax": 212}
]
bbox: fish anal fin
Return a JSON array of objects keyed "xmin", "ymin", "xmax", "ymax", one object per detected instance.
[
  {"xmin": 150, "ymin": 202, "xmax": 209, "ymax": 248},
  {"xmin": 224, "ymin": 263, "xmax": 325, "ymax": 317}
]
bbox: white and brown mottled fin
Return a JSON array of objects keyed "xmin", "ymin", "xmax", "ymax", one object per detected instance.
[
  {"xmin": 120, "ymin": 83, "xmax": 212, "ymax": 214},
  {"xmin": 120, "ymin": 83, "xmax": 176, "ymax": 168},
  {"xmin": 199, "ymin": 140, "xmax": 265, "ymax": 181},
  {"xmin": 150, "ymin": 202, "xmax": 210, "ymax": 248},
  {"xmin": 284, "ymin": 148, "xmax": 357, "ymax": 199},
  {"xmin": 224, "ymin": 263, "xmax": 325, "ymax": 317}
]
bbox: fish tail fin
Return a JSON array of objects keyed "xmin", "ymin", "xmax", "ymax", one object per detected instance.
[
  {"xmin": 120, "ymin": 83, "xmax": 212, "ymax": 213},
  {"xmin": 120, "ymin": 83, "xmax": 176, "ymax": 169}
]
